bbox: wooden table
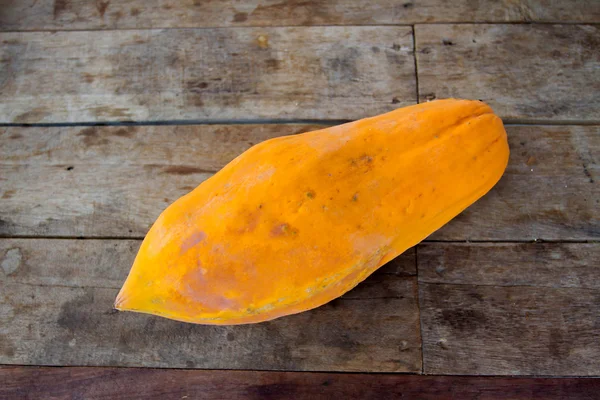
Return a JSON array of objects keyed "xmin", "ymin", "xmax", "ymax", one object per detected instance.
[{"xmin": 1, "ymin": 1, "xmax": 599, "ymax": 398}]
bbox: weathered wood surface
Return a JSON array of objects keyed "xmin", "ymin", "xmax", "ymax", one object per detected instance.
[
  {"xmin": 419, "ymin": 242, "xmax": 600, "ymax": 376},
  {"xmin": 0, "ymin": 27, "xmax": 415, "ymax": 123},
  {"xmin": 419, "ymin": 243, "xmax": 600, "ymax": 289},
  {"xmin": 0, "ymin": 239, "xmax": 420, "ymax": 371},
  {"xmin": 2, "ymin": 367, "xmax": 600, "ymax": 400},
  {"xmin": 2, "ymin": 125, "xmax": 597, "ymax": 239},
  {"xmin": 416, "ymin": 24, "xmax": 600, "ymax": 122},
  {"xmin": 1, "ymin": 0, "xmax": 598, "ymax": 32}
]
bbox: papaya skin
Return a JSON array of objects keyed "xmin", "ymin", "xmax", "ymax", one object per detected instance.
[{"xmin": 115, "ymin": 99, "xmax": 509, "ymax": 324}]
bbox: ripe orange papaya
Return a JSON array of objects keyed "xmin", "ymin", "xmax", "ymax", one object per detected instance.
[{"xmin": 115, "ymin": 99, "xmax": 509, "ymax": 324}]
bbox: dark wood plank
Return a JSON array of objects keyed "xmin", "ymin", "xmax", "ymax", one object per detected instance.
[
  {"xmin": 416, "ymin": 24, "xmax": 600, "ymax": 122},
  {"xmin": 1, "ymin": 0, "xmax": 598, "ymax": 31},
  {"xmin": 2, "ymin": 125, "xmax": 597, "ymax": 240},
  {"xmin": 0, "ymin": 27, "xmax": 415, "ymax": 123},
  {"xmin": 2, "ymin": 367, "xmax": 600, "ymax": 400},
  {"xmin": 0, "ymin": 239, "xmax": 420, "ymax": 371},
  {"xmin": 418, "ymin": 242, "xmax": 600, "ymax": 376}
]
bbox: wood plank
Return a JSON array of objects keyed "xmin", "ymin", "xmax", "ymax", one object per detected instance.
[
  {"xmin": 1, "ymin": 0, "xmax": 598, "ymax": 31},
  {"xmin": 0, "ymin": 239, "xmax": 420, "ymax": 371},
  {"xmin": 418, "ymin": 242, "xmax": 600, "ymax": 376},
  {"xmin": 2, "ymin": 368, "xmax": 600, "ymax": 400},
  {"xmin": 416, "ymin": 24, "xmax": 600, "ymax": 122},
  {"xmin": 0, "ymin": 124, "xmax": 321, "ymax": 168},
  {"xmin": 418, "ymin": 243, "xmax": 600, "ymax": 289},
  {"xmin": 0, "ymin": 27, "xmax": 415, "ymax": 123},
  {"xmin": 2, "ymin": 125, "xmax": 597, "ymax": 240}
]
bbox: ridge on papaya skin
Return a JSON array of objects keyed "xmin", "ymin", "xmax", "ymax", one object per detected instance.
[{"xmin": 115, "ymin": 99, "xmax": 509, "ymax": 325}]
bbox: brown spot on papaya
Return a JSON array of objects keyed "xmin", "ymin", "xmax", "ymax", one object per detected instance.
[
  {"xmin": 180, "ymin": 231, "xmax": 206, "ymax": 254},
  {"xmin": 306, "ymin": 190, "xmax": 316, "ymax": 199},
  {"xmin": 270, "ymin": 223, "xmax": 298, "ymax": 237},
  {"xmin": 233, "ymin": 209, "xmax": 262, "ymax": 234}
]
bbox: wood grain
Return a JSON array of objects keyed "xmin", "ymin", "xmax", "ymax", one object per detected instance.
[
  {"xmin": 2, "ymin": 367, "xmax": 599, "ymax": 400},
  {"xmin": 416, "ymin": 24, "xmax": 600, "ymax": 122},
  {"xmin": 0, "ymin": 27, "xmax": 415, "ymax": 123},
  {"xmin": 0, "ymin": 239, "xmax": 420, "ymax": 371},
  {"xmin": 419, "ymin": 242, "xmax": 600, "ymax": 289},
  {"xmin": 2, "ymin": 125, "xmax": 597, "ymax": 239},
  {"xmin": 418, "ymin": 242, "xmax": 600, "ymax": 376},
  {"xmin": 0, "ymin": 124, "xmax": 322, "ymax": 169},
  {"xmin": 1, "ymin": 0, "xmax": 598, "ymax": 31}
]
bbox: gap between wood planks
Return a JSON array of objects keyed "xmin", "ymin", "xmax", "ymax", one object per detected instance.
[{"xmin": 1, "ymin": 364, "xmax": 599, "ymax": 377}]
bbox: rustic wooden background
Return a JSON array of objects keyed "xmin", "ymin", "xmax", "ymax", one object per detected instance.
[{"xmin": 1, "ymin": 0, "xmax": 599, "ymax": 398}]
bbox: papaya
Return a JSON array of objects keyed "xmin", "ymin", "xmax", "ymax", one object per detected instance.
[{"xmin": 115, "ymin": 99, "xmax": 509, "ymax": 324}]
